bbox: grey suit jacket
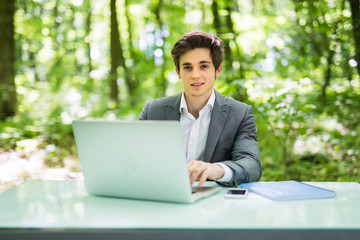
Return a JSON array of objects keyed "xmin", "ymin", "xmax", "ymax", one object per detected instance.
[{"xmin": 138, "ymin": 90, "xmax": 262, "ymax": 186}]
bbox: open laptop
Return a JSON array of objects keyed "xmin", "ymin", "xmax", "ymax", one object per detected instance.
[{"xmin": 72, "ymin": 120, "xmax": 221, "ymax": 203}]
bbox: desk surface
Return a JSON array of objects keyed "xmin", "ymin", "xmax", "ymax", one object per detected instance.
[{"xmin": 0, "ymin": 180, "xmax": 359, "ymax": 230}]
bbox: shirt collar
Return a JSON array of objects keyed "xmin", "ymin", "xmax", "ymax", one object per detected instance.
[{"xmin": 179, "ymin": 90, "xmax": 216, "ymax": 114}]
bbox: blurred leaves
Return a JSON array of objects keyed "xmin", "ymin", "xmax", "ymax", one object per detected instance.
[{"xmin": 0, "ymin": 0, "xmax": 359, "ymax": 185}]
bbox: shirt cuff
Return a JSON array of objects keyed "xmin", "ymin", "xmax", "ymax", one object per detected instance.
[{"xmin": 214, "ymin": 163, "xmax": 233, "ymax": 182}]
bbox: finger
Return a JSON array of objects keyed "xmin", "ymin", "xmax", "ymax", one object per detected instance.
[
  {"xmin": 198, "ymin": 168, "xmax": 209, "ymax": 187},
  {"xmin": 188, "ymin": 165, "xmax": 199, "ymax": 186},
  {"xmin": 189, "ymin": 171, "xmax": 196, "ymax": 186},
  {"xmin": 188, "ymin": 163, "xmax": 206, "ymax": 185},
  {"xmin": 189, "ymin": 168, "xmax": 201, "ymax": 185}
]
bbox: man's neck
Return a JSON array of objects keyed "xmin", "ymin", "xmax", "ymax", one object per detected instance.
[{"xmin": 184, "ymin": 92, "xmax": 212, "ymax": 119}]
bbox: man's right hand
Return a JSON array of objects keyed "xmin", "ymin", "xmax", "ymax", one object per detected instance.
[{"xmin": 187, "ymin": 160, "xmax": 225, "ymax": 187}]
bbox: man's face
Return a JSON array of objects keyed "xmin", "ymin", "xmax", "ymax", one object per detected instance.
[{"xmin": 176, "ymin": 48, "xmax": 222, "ymax": 101}]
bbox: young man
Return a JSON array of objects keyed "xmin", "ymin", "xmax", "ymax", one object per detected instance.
[{"xmin": 139, "ymin": 31, "xmax": 261, "ymax": 187}]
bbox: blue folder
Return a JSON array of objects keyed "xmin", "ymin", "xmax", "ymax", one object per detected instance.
[{"xmin": 241, "ymin": 180, "xmax": 336, "ymax": 201}]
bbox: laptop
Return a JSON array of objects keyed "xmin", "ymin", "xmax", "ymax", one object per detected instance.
[{"xmin": 72, "ymin": 120, "xmax": 221, "ymax": 203}]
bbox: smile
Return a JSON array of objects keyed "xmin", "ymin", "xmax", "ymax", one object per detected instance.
[{"xmin": 191, "ymin": 82, "xmax": 204, "ymax": 86}]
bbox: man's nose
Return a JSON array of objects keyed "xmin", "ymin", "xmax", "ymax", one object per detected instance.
[{"xmin": 192, "ymin": 67, "xmax": 200, "ymax": 79}]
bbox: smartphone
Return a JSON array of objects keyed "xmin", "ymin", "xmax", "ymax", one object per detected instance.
[{"xmin": 224, "ymin": 188, "xmax": 248, "ymax": 198}]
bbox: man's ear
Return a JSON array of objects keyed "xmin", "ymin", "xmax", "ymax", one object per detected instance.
[
  {"xmin": 176, "ymin": 68, "xmax": 181, "ymax": 79},
  {"xmin": 215, "ymin": 64, "xmax": 222, "ymax": 78}
]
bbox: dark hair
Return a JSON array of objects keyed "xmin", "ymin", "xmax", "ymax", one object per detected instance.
[{"xmin": 171, "ymin": 31, "xmax": 224, "ymax": 71}]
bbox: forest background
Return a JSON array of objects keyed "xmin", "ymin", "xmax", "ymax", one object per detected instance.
[{"xmin": 0, "ymin": 0, "xmax": 359, "ymax": 192}]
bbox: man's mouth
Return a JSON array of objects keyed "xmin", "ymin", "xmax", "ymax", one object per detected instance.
[{"xmin": 191, "ymin": 82, "xmax": 204, "ymax": 86}]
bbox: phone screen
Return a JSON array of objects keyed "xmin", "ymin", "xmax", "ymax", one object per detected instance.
[
  {"xmin": 224, "ymin": 188, "xmax": 248, "ymax": 198},
  {"xmin": 227, "ymin": 189, "xmax": 247, "ymax": 195}
]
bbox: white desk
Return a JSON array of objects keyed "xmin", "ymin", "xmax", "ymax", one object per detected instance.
[{"xmin": 0, "ymin": 180, "xmax": 359, "ymax": 240}]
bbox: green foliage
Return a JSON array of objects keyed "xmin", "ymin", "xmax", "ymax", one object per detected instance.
[{"xmin": 0, "ymin": 0, "xmax": 359, "ymax": 182}]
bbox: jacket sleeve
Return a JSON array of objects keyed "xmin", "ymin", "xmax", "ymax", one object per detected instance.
[
  {"xmin": 138, "ymin": 101, "xmax": 149, "ymax": 120},
  {"xmin": 217, "ymin": 105, "xmax": 262, "ymax": 187}
]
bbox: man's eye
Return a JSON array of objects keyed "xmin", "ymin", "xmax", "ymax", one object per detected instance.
[
  {"xmin": 201, "ymin": 65, "xmax": 209, "ymax": 69},
  {"xmin": 184, "ymin": 66, "xmax": 191, "ymax": 70}
]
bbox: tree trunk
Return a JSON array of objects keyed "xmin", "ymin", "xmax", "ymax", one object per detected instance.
[
  {"xmin": 109, "ymin": 0, "xmax": 120, "ymax": 104},
  {"xmin": 86, "ymin": 3, "xmax": 93, "ymax": 75},
  {"xmin": 211, "ymin": 1, "xmax": 232, "ymax": 70},
  {"xmin": 322, "ymin": 48, "xmax": 335, "ymax": 103},
  {"xmin": 124, "ymin": 0, "xmax": 139, "ymax": 105},
  {"xmin": 349, "ymin": 0, "xmax": 360, "ymax": 76},
  {"xmin": 0, "ymin": 0, "xmax": 17, "ymax": 120},
  {"xmin": 211, "ymin": 1, "xmax": 221, "ymax": 30},
  {"xmin": 84, "ymin": 0, "xmax": 94, "ymax": 90},
  {"xmin": 154, "ymin": 0, "xmax": 167, "ymax": 98},
  {"xmin": 225, "ymin": 1, "xmax": 247, "ymax": 102},
  {"xmin": 320, "ymin": 0, "xmax": 345, "ymax": 103},
  {"xmin": 212, "ymin": 0, "xmax": 248, "ymax": 101}
]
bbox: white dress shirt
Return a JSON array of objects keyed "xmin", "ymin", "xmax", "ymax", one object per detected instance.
[{"xmin": 179, "ymin": 91, "xmax": 233, "ymax": 182}]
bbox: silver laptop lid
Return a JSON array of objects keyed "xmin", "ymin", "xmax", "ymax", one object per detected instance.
[{"xmin": 72, "ymin": 120, "xmax": 193, "ymax": 203}]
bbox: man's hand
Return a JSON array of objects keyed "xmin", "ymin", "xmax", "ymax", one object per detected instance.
[{"xmin": 187, "ymin": 160, "xmax": 225, "ymax": 187}]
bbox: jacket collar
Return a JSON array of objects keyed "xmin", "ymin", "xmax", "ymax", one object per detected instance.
[
  {"xmin": 204, "ymin": 90, "xmax": 230, "ymax": 162},
  {"xmin": 164, "ymin": 93, "xmax": 182, "ymax": 120}
]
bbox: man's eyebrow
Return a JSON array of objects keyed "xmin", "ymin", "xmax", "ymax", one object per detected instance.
[
  {"xmin": 181, "ymin": 60, "xmax": 211, "ymax": 66},
  {"xmin": 181, "ymin": 62, "xmax": 192, "ymax": 66}
]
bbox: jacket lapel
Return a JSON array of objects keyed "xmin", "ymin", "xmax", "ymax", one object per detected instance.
[
  {"xmin": 204, "ymin": 90, "xmax": 230, "ymax": 162},
  {"xmin": 165, "ymin": 93, "xmax": 181, "ymax": 120}
]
